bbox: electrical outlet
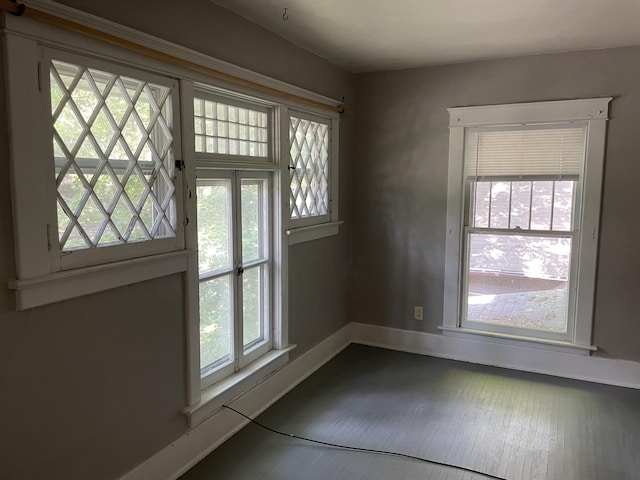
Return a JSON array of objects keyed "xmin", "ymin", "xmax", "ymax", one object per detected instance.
[{"xmin": 414, "ymin": 306, "xmax": 424, "ymax": 321}]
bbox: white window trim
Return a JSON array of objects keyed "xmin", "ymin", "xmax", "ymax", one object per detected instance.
[
  {"xmin": 285, "ymin": 108, "xmax": 341, "ymax": 242},
  {"xmin": 181, "ymin": 83, "xmax": 290, "ymax": 413},
  {"xmin": 8, "ymin": 250, "xmax": 189, "ymax": 310},
  {"xmin": 44, "ymin": 48, "xmax": 185, "ymax": 270},
  {"xmin": 3, "ymin": 0, "xmax": 347, "ymax": 422},
  {"xmin": 5, "ymin": 36, "xmax": 186, "ymax": 309},
  {"xmin": 4, "ymin": 0, "xmax": 341, "ymax": 311},
  {"xmin": 443, "ymin": 98, "xmax": 611, "ymax": 351},
  {"xmin": 194, "ymin": 170, "xmax": 274, "ymax": 390},
  {"xmin": 286, "ymin": 221, "xmax": 344, "ymax": 245}
]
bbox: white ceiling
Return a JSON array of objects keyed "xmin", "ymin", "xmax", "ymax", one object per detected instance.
[{"xmin": 212, "ymin": 0, "xmax": 640, "ymax": 72}]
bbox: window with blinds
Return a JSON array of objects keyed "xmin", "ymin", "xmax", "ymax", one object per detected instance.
[
  {"xmin": 464, "ymin": 124, "xmax": 586, "ymax": 180},
  {"xmin": 462, "ymin": 122, "xmax": 588, "ymax": 338}
]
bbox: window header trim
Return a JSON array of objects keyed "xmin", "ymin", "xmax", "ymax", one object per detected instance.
[{"xmin": 448, "ymin": 98, "xmax": 611, "ymax": 127}]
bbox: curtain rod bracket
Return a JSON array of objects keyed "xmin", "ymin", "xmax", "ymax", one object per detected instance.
[
  {"xmin": 8, "ymin": 0, "xmax": 25, "ymax": 16},
  {"xmin": 337, "ymin": 96, "xmax": 345, "ymax": 114}
]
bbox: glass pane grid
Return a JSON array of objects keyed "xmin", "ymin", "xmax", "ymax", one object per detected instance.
[
  {"xmin": 472, "ymin": 180, "xmax": 575, "ymax": 232},
  {"xmin": 194, "ymin": 97, "xmax": 268, "ymax": 157},
  {"xmin": 289, "ymin": 116, "xmax": 330, "ymax": 219},
  {"xmin": 51, "ymin": 60, "xmax": 176, "ymax": 251}
]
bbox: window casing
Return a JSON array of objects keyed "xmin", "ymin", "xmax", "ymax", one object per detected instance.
[
  {"xmin": 45, "ymin": 52, "xmax": 182, "ymax": 270},
  {"xmin": 196, "ymin": 171, "xmax": 272, "ymax": 388},
  {"xmin": 461, "ymin": 124, "xmax": 585, "ymax": 341},
  {"xmin": 288, "ymin": 112, "xmax": 330, "ymax": 226},
  {"xmin": 443, "ymin": 99, "xmax": 611, "ymax": 349},
  {"xmin": 187, "ymin": 90, "xmax": 278, "ymax": 389},
  {"xmin": 287, "ymin": 110, "xmax": 340, "ymax": 231},
  {"xmin": 5, "ymin": 11, "xmax": 340, "ymax": 418}
]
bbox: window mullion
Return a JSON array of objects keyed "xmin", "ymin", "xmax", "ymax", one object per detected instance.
[
  {"xmin": 507, "ymin": 181, "xmax": 513, "ymax": 229},
  {"xmin": 550, "ymin": 181, "xmax": 556, "ymax": 230},
  {"xmin": 466, "ymin": 227, "xmax": 575, "ymax": 237},
  {"xmin": 231, "ymin": 171, "xmax": 243, "ymax": 371}
]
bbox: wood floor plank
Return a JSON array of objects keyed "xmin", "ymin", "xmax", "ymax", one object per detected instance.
[{"xmin": 180, "ymin": 345, "xmax": 640, "ymax": 480}]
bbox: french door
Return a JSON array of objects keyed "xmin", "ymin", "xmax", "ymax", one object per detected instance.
[{"xmin": 196, "ymin": 170, "xmax": 271, "ymax": 387}]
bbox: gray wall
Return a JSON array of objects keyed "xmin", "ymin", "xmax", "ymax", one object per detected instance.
[
  {"xmin": 0, "ymin": 0, "xmax": 354, "ymax": 478},
  {"xmin": 352, "ymin": 47, "xmax": 640, "ymax": 361}
]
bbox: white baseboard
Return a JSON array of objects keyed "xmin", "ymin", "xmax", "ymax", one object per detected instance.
[
  {"xmin": 351, "ymin": 322, "xmax": 640, "ymax": 390},
  {"xmin": 120, "ymin": 321, "xmax": 640, "ymax": 480},
  {"xmin": 119, "ymin": 323, "xmax": 353, "ymax": 480}
]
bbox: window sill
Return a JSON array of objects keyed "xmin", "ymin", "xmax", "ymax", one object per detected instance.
[
  {"xmin": 439, "ymin": 325, "xmax": 597, "ymax": 356},
  {"xmin": 286, "ymin": 221, "xmax": 343, "ymax": 245},
  {"xmin": 184, "ymin": 346, "xmax": 295, "ymax": 427},
  {"xmin": 8, "ymin": 250, "xmax": 191, "ymax": 310}
]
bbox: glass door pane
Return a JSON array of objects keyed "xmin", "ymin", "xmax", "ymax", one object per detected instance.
[
  {"xmin": 197, "ymin": 178, "xmax": 235, "ymax": 373},
  {"xmin": 197, "ymin": 172, "xmax": 271, "ymax": 376},
  {"xmin": 240, "ymin": 176, "xmax": 269, "ymax": 352},
  {"xmin": 241, "ymin": 179, "xmax": 266, "ymax": 262},
  {"xmin": 197, "ymin": 180, "xmax": 232, "ymax": 274}
]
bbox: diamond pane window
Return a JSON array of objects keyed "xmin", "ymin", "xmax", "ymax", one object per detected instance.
[
  {"xmin": 194, "ymin": 96, "xmax": 268, "ymax": 157},
  {"xmin": 289, "ymin": 115, "xmax": 330, "ymax": 220},
  {"xmin": 50, "ymin": 60, "xmax": 176, "ymax": 251}
]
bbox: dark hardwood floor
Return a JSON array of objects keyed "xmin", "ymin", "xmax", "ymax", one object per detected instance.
[{"xmin": 180, "ymin": 345, "xmax": 640, "ymax": 480}]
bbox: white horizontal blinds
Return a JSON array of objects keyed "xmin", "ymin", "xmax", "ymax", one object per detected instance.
[{"xmin": 465, "ymin": 124, "xmax": 586, "ymax": 180}]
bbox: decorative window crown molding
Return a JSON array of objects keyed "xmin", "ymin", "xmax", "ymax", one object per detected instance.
[{"xmin": 448, "ymin": 98, "xmax": 611, "ymax": 127}]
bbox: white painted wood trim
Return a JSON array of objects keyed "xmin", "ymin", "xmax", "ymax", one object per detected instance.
[
  {"xmin": 286, "ymin": 110, "xmax": 339, "ymax": 230},
  {"xmin": 442, "ymin": 126, "xmax": 465, "ymax": 328},
  {"xmin": 179, "ymin": 80, "xmax": 202, "ymax": 407},
  {"xmin": 185, "ymin": 346, "xmax": 295, "ymax": 427},
  {"xmin": 574, "ymin": 118, "xmax": 608, "ymax": 345},
  {"xmin": 4, "ymin": 34, "xmax": 50, "ymax": 280},
  {"xmin": 9, "ymin": 250, "xmax": 190, "ymax": 310},
  {"xmin": 12, "ymin": 0, "xmax": 341, "ymax": 116},
  {"xmin": 351, "ymin": 323, "xmax": 640, "ymax": 390},
  {"xmin": 118, "ymin": 323, "xmax": 353, "ymax": 480},
  {"xmin": 273, "ymin": 109, "xmax": 289, "ymax": 349},
  {"xmin": 439, "ymin": 325, "xmax": 596, "ymax": 354},
  {"xmin": 448, "ymin": 97, "xmax": 612, "ymax": 127},
  {"xmin": 330, "ymin": 117, "xmax": 340, "ymax": 223},
  {"xmin": 275, "ymin": 106, "xmax": 290, "ymax": 349},
  {"xmin": 286, "ymin": 221, "xmax": 344, "ymax": 245}
]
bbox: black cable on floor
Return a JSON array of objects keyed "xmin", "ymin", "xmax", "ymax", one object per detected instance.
[{"xmin": 223, "ymin": 405, "xmax": 507, "ymax": 480}]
